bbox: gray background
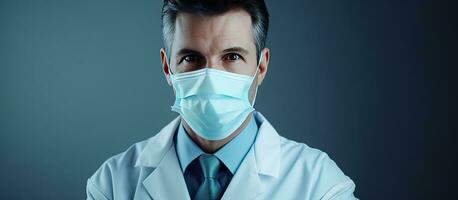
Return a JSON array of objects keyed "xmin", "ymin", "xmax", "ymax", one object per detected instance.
[{"xmin": 1, "ymin": 0, "xmax": 456, "ymax": 199}]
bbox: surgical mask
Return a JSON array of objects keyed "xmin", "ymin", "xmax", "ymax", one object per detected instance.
[{"xmin": 168, "ymin": 54, "xmax": 263, "ymax": 140}]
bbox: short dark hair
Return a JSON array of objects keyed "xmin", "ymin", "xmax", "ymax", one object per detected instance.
[{"xmin": 161, "ymin": 0, "xmax": 269, "ymax": 60}]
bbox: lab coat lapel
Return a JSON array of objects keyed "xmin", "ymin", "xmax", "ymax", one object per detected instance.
[
  {"xmin": 221, "ymin": 149, "xmax": 263, "ymax": 200},
  {"xmin": 221, "ymin": 112, "xmax": 282, "ymax": 200},
  {"xmin": 135, "ymin": 116, "xmax": 190, "ymax": 200},
  {"xmin": 142, "ymin": 146, "xmax": 190, "ymax": 200}
]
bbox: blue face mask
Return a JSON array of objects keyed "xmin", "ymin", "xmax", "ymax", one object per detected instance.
[{"xmin": 168, "ymin": 54, "xmax": 263, "ymax": 140}]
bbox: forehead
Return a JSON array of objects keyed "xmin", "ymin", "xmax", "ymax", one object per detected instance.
[{"xmin": 172, "ymin": 8, "xmax": 255, "ymax": 54}]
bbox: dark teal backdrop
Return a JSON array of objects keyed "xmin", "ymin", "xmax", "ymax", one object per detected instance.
[{"xmin": 1, "ymin": 0, "xmax": 456, "ymax": 199}]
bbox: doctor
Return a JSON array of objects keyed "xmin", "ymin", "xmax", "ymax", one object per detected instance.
[{"xmin": 86, "ymin": 0, "xmax": 357, "ymax": 199}]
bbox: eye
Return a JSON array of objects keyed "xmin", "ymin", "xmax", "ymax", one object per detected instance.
[
  {"xmin": 180, "ymin": 54, "xmax": 202, "ymax": 64},
  {"xmin": 224, "ymin": 53, "xmax": 244, "ymax": 62}
]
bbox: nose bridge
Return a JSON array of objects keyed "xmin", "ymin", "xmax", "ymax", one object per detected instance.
[{"xmin": 205, "ymin": 56, "xmax": 223, "ymax": 70}]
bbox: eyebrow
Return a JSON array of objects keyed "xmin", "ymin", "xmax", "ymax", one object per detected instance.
[
  {"xmin": 176, "ymin": 48, "xmax": 202, "ymax": 57},
  {"xmin": 222, "ymin": 46, "xmax": 250, "ymax": 55}
]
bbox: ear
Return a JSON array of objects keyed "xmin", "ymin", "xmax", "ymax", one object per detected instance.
[
  {"xmin": 160, "ymin": 48, "xmax": 172, "ymax": 86},
  {"xmin": 256, "ymin": 48, "xmax": 270, "ymax": 86}
]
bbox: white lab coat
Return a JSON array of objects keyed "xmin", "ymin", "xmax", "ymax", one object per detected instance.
[{"xmin": 86, "ymin": 111, "xmax": 357, "ymax": 200}]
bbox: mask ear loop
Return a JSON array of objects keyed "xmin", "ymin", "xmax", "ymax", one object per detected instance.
[{"xmin": 251, "ymin": 53, "xmax": 263, "ymax": 106}]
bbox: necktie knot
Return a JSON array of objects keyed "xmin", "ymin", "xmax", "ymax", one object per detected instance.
[
  {"xmin": 199, "ymin": 154, "xmax": 221, "ymax": 179},
  {"xmin": 194, "ymin": 154, "xmax": 223, "ymax": 199}
]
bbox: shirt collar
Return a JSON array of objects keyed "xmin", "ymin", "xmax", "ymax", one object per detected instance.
[{"xmin": 175, "ymin": 113, "xmax": 259, "ymax": 174}]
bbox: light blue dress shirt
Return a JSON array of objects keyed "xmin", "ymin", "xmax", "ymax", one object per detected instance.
[{"xmin": 174, "ymin": 113, "xmax": 258, "ymax": 198}]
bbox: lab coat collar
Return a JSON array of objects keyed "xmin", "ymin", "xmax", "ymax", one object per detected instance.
[
  {"xmin": 221, "ymin": 111, "xmax": 282, "ymax": 199},
  {"xmin": 134, "ymin": 116, "xmax": 181, "ymax": 167},
  {"xmin": 252, "ymin": 111, "xmax": 282, "ymax": 178},
  {"xmin": 135, "ymin": 117, "xmax": 190, "ymax": 199},
  {"xmin": 134, "ymin": 111, "xmax": 281, "ymax": 199}
]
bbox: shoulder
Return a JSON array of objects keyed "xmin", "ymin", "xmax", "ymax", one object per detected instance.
[
  {"xmin": 278, "ymin": 137, "xmax": 357, "ymax": 199},
  {"xmin": 85, "ymin": 116, "xmax": 181, "ymax": 199},
  {"xmin": 85, "ymin": 137, "xmax": 151, "ymax": 200},
  {"xmin": 279, "ymin": 137, "xmax": 343, "ymax": 174},
  {"xmin": 90, "ymin": 137, "xmax": 150, "ymax": 176}
]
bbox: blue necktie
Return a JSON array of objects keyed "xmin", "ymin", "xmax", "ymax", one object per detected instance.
[{"xmin": 194, "ymin": 154, "xmax": 222, "ymax": 200}]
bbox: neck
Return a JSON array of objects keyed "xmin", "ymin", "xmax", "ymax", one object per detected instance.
[{"xmin": 182, "ymin": 113, "xmax": 253, "ymax": 154}]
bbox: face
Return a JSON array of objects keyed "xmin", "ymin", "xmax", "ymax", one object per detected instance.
[{"xmin": 160, "ymin": 8, "xmax": 270, "ymax": 103}]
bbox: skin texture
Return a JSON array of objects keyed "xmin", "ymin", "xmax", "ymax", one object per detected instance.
[{"xmin": 160, "ymin": 8, "xmax": 270, "ymax": 153}]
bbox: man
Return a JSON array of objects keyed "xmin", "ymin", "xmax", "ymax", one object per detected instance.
[{"xmin": 86, "ymin": 0, "xmax": 357, "ymax": 199}]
